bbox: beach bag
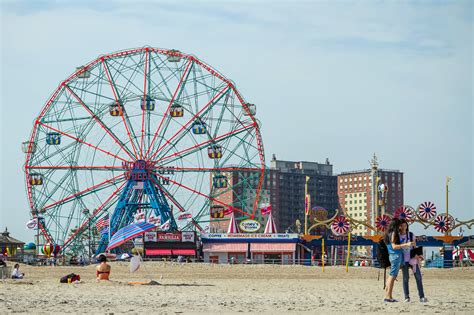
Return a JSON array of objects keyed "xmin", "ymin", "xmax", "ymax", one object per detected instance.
[
  {"xmin": 60, "ymin": 273, "xmax": 80, "ymax": 283},
  {"xmin": 376, "ymin": 239, "xmax": 391, "ymax": 289}
]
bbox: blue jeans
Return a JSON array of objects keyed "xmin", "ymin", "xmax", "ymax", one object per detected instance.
[
  {"xmin": 389, "ymin": 253, "xmax": 402, "ymax": 277},
  {"xmin": 401, "ymin": 263, "xmax": 425, "ymax": 299}
]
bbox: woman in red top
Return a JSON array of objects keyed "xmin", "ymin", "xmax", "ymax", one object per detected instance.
[{"xmin": 96, "ymin": 255, "xmax": 111, "ymax": 281}]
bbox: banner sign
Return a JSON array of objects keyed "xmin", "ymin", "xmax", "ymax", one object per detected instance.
[
  {"xmin": 181, "ymin": 231, "xmax": 195, "ymax": 243},
  {"xmin": 157, "ymin": 232, "xmax": 181, "ymax": 242},
  {"xmin": 202, "ymin": 233, "xmax": 298, "ymax": 239},
  {"xmin": 239, "ymin": 219, "xmax": 261, "ymax": 233},
  {"xmin": 144, "ymin": 232, "xmax": 157, "ymax": 242}
]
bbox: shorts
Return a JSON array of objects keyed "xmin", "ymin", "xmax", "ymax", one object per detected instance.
[{"xmin": 389, "ymin": 253, "xmax": 402, "ymax": 277}]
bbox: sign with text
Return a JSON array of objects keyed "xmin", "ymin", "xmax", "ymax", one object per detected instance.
[
  {"xmin": 181, "ymin": 231, "xmax": 195, "ymax": 243},
  {"xmin": 157, "ymin": 232, "xmax": 181, "ymax": 242},
  {"xmin": 202, "ymin": 233, "xmax": 299, "ymax": 239},
  {"xmin": 239, "ymin": 219, "xmax": 261, "ymax": 233},
  {"xmin": 144, "ymin": 232, "xmax": 157, "ymax": 242}
]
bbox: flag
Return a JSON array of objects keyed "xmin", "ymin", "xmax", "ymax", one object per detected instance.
[
  {"xmin": 223, "ymin": 207, "xmax": 233, "ymax": 216},
  {"xmin": 160, "ymin": 219, "xmax": 171, "ymax": 231},
  {"xmin": 148, "ymin": 214, "xmax": 161, "ymax": 226},
  {"xmin": 260, "ymin": 204, "xmax": 272, "ymax": 215},
  {"xmin": 178, "ymin": 212, "xmax": 192, "ymax": 220},
  {"xmin": 95, "ymin": 214, "xmax": 109, "ymax": 231},
  {"xmin": 305, "ymin": 194, "xmax": 311, "ymax": 215},
  {"xmin": 26, "ymin": 218, "xmax": 38, "ymax": 230},
  {"xmin": 134, "ymin": 210, "xmax": 145, "ymax": 223}
]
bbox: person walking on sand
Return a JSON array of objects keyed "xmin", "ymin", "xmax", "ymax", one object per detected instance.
[
  {"xmin": 96, "ymin": 255, "xmax": 111, "ymax": 281},
  {"xmin": 399, "ymin": 219, "xmax": 428, "ymax": 303},
  {"xmin": 384, "ymin": 218, "xmax": 413, "ymax": 302}
]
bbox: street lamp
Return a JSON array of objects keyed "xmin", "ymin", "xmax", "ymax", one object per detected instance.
[{"xmin": 82, "ymin": 209, "xmax": 91, "ymax": 264}]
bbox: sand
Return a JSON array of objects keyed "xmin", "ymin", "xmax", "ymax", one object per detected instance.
[{"xmin": 1, "ymin": 262, "xmax": 473, "ymax": 314}]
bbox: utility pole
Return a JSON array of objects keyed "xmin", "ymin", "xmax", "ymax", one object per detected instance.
[{"xmin": 305, "ymin": 176, "xmax": 310, "ymax": 235}]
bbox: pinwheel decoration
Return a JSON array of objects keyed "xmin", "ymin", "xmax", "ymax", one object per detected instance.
[
  {"xmin": 394, "ymin": 206, "xmax": 415, "ymax": 222},
  {"xmin": 375, "ymin": 214, "xmax": 392, "ymax": 231},
  {"xmin": 418, "ymin": 201, "xmax": 437, "ymax": 221},
  {"xmin": 331, "ymin": 215, "xmax": 350, "ymax": 235}
]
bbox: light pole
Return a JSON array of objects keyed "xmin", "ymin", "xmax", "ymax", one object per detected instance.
[{"xmin": 82, "ymin": 209, "xmax": 91, "ymax": 264}]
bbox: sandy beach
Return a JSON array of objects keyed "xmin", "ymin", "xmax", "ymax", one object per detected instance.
[{"xmin": 1, "ymin": 263, "xmax": 473, "ymax": 314}]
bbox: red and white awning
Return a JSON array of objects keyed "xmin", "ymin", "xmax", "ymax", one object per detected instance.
[
  {"xmin": 250, "ymin": 243, "xmax": 296, "ymax": 252},
  {"xmin": 227, "ymin": 213, "xmax": 239, "ymax": 234},
  {"xmin": 203, "ymin": 243, "xmax": 248, "ymax": 252},
  {"xmin": 264, "ymin": 212, "xmax": 278, "ymax": 234}
]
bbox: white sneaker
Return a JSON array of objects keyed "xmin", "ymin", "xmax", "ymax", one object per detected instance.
[
  {"xmin": 404, "ymin": 298, "xmax": 410, "ymax": 303},
  {"xmin": 420, "ymin": 297, "xmax": 428, "ymax": 303}
]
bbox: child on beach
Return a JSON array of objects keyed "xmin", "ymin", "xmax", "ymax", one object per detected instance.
[{"xmin": 11, "ymin": 264, "xmax": 25, "ymax": 279}]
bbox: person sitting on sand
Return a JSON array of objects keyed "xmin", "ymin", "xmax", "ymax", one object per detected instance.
[
  {"xmin": 11, "ymin": 264, "xmax": 25, "ymax": 279},
  {"xmin": 96, "ymin": 255, "xmax": 111, "ymax": 281}
]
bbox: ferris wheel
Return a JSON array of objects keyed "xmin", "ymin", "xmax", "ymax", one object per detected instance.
[{"xmin": 22, "ymin": 47, "xmax": 265, "ymax": 253}]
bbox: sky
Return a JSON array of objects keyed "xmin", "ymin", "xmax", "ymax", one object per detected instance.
[{"xmin": 1, "ymin": 0, "xmax": 473, "ymax": 243}]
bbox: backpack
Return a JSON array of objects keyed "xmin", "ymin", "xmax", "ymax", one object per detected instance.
[
  {"xmin": 60, "ymin": 273, "xmax": 80, "ymax": 283},
  {"xmin": 375, "ymin": 239, "xmax": 391, "ymax": 289},
  {"xmin": 376, "ymin": 239, "xmax": 391, "ymax": 269}
]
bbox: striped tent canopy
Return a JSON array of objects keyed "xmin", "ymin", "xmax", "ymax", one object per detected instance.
[
  {"xmin": 106, "ymin": 222, "xmax": 157, "ymax": 251},
  {"xmin": 227, "ymin": 213, "xmax": 239, "ymax": 234},
  {"xmin": 264, "ymin": 212, "xmax": 278, "ymax": 234}
]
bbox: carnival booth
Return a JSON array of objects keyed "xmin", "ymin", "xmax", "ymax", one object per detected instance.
[
  {"xmin": 202, "ymin": 212, "xmax": 301, "ymax": 264},
  {"xmin": 144, "ymin": 231, "xmax": 197, "ymax": 259}
]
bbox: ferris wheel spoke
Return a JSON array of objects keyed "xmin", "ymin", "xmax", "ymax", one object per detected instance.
[
  {"xmin": 153, "ymin": 172, "xmax": 249, "ymax": 217},
  {"xmin": 64, "ymin": 84, "xmax": 136, "ymax": 160},
  {"xmin": 27, "ymin": 165, "xmax": 125, "ymax": 170},
  {"xmin": 148, "ymin": 85, "xmax": 231, "ymax": 161},
  {"xmin": 62, "ymin": 180, "xmax": 127, "ymax": 249},
  {"xmin": 140, "ymin": 49, "xmax": 150, "ymax": 159},
  {"xmin": 146, "ymin": 59, "xmax": 194, "ymax": 158},
  {"xmin": 155, "ymin": 122, "xmax": 255, "ymax": 165},
  {"xmin": 159, "ymin": 166, "xmax": 261, "ymax": 173},
  {"xmin": 148, "ymin": 177, "xmax": 204, "ymax": 232},
  {"xmin": 37, "ymin": 121, "xmax": 129, "ymax": 163},
  {"xmin": 40, "ymin": 173, "xmax": 125, "ymax": 212},
  {"xmin": 102, "ymin": 58, "xmax": 139, "ymax": 158}
]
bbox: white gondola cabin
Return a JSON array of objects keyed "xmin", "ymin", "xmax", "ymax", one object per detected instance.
[
  {"xmin": 22, "ymin": 141, "xmax": 37, "ymax": 153},
  {"xmin": 109, "ymin": 102, "xmax": 124, "ymax": 116},
  {"xmin": 46, "ymin": 133, "xmax": 61, "ymax": 145},
  {"xmin": 76, "ymin": 66, "xmax": 91, "ymax": 79},
  {"xmin": 208, "ymin": 145, "xmax": 222, "ymax": 159},
  {"xmin": 141, "ymin": 97, "xmax": 155, "ymax": 111},
  {"xmin": 213, "ymin": 175, "xmax": 227, "ymax": 189},
  {"xmin": 167, "ymin": 50, "xmax": 181, "ymax": 63},
  {"xmin": 169, "ymin": 104, "xmax": 184, "ymax": 117},
  {"xmin": 160, "ymin": 177, "xmax": 170, "ymax": 185},
  {"xmin": 29, "ymin": 173, "xmax": 43, "ymax": 186},
  {"xmin": 210, "ymin": 205, "xmax": 225, "ymax": 219},
  {"xmin": 191, "ymin": 120, "xmax": 206, "ymax": 135},
  {"xmin": 244, "ymin": 103, "xmax": 256, "ymax": 116}
]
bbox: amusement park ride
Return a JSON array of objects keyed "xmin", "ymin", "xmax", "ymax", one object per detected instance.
[
  {"xmin": 302, "ymin": 154, "xmax": 474, "ymax": 268},
  {"xmin": 21, "ymin": 47, "xmax": 473, "ymax": 265},
  {"xmin": 22, "ymin": 47, "xmax": 266, "ymax": 256}
]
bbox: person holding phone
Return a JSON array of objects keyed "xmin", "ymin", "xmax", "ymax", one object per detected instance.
[{"xmin": 399, "ymin": 219, "xmax": 427, "ymax": 303}]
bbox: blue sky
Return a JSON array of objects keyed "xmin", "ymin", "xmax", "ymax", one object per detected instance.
[{"xmin": 1, "ymin": 0, "xmax": 472, "ymax": 242}]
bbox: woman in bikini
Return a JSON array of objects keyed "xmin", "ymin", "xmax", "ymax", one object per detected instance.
[{"xmin": 96, "ymin": 254, "xmax": 111, "ymax": 281}]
